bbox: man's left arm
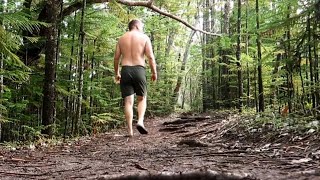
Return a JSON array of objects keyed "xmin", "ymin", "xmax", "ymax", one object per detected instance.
[
  {"xmin": 114, "ymin": 42, "xmax": 121, "ymax": 82},
  {"xmin": 144, "ymin": 37, "xmax": 157, "ymax": 81}
]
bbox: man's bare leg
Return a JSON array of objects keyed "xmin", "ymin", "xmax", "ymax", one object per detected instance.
[
  {"xmin": 124, "ymin": 95, "xmax": 134, "ymax": 136},
  {"xmin": 136, "ymin": 96, "xmax": 147, "ymax": 133}
]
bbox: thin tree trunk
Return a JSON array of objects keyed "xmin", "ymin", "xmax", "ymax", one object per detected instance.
[
  {"xmin": 0, "ymin": 52, "xmax": 3, "ymax": 141},
  {"xmin": 271, "ymin": 54, "xmax": 281, "ymax": 107},
  {"xmin": 316, "ymin": 0, "xmax": 320, "ymax": 23},
  {"xmin": 54, "ymin": 0, "xmax": 63, "ymax": 132},
  {"xmin": 299, "ymin": 54, "xmax": 306, "ymax": 114},
  {"xmin": 245, "ymin": 0, "xmax": 250, "ymax": 108},
  {"xmin": 189, "ymin": 76, "xmax": 193, "ymax": 106},
  {"xmin": 210, "ymin": 0, "xmax": 217, "ymax": 109},
  {"xmin": 173, "ymin": 30, "xmax": 196, "ymax": 98},
  {"xmin": 236, "ymin": 0, "xmax": 243, "ymax": 112},
  {"xmin": 65, "ymin": 11, "xmax": 77, "ymax": 138},
  {"xmin": 75, "ymin": 0, "xmax": 86, "ymax": 136},
  {"xmin": 173, "ymin": 7, "xmax": 200, "ymax": 100},
  {"xmin": 181, "ymin": 75, "xmax": 188, "ymax": 109},
  {"xmin": 286, "ymin": 5, "xmax": 294, "ymax": 113},
  {"xmin": 313, "ymin": 21, "xmax": 319, "ymax": 109},
  {"xmin": 254, "ymin": 60, "xmax": 258, "ymax": 112},
  {"xmin": 256, "ymin": 0, "xmax": 264, "ymax": 112},
  {"xmin": 217, "ymin": 1, "xmax": 223, "ymax": 108},
  {"xmin": 221, "ymin": 0, "xmax": 231, "ymax": 108},
  {"xmin": 0, "ymin": 0, "xmax": 5, "ymax": 141},
  {"xmin": 202, "ymin": 0, "xmax": 210, "ymax": 111},
  {"xmin": 307, "ymin": 13, "xmax": 315, "ymax": 109},
  {"xmin": 165, "ymin": 30, "xmax": 175, "ymax": 58},
  {"xmin": 42, "ymin": 0, "xmax": 61, "ymax": 137},
  {"xmin": 163, "ymin": 29, "xmax": 175, "ymax": 82},
  {"xmin": 89, "ymin": 39, "xmax": 96, "ymax": 131}
]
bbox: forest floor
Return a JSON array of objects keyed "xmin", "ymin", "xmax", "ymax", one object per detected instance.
[{"xmin": 0, "ymin": 112, "xmax": 320, "ymax": 180}]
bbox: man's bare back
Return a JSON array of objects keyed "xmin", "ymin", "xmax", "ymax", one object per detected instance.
[{"xmin": 117, "ymin": 31, "xmax": 148, "ymax": 66}]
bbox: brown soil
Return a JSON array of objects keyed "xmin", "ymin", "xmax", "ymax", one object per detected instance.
[{"xmin": 0, "ymin": 113, "xmax": 319, "ymax": 180}]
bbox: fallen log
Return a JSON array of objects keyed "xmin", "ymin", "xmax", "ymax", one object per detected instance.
[{"xmin": 98, "ymin": 169, "xmax": 256, "ymax": 180}]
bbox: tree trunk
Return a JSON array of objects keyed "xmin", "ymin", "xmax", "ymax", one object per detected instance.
[
  {"xmin": 307, "ymin": 13, "xmax": 315, "ymax": 109},
  {"xmin": 286, "ymin": 5, "xmax": 294, "ymax": 113},
  {"xmin": 65, "ymin": 11, "xmax": 78, "ymax": 138},
  {"xmin": 163, "ymin": 29, "xmax": 176, "ymax": 82},
  {"xmin": 271, "ymin": 54, "xmax": 281, "ymax": 107},
  {"xmin": 245, "ymin": 0, "xmax": 250, "ymax": 108},
  {"xmin": 254, "ymin": 59, "xmax": 258, "ymax": 112},
  {"xmin": 181, "ymin": 75, "xmax": 187, "ymax": 109},
  {"xmin": 42, "ymin": 0, "xmax": 61, "ymax": 137},
  {"xmin": 299, "ymin": 54, "xmax": 306, "ymax": 114},
  {"xmin": 202, "ymin": 0, "xmax": 210, "ymax": 112},
  {"xmin": 75, "ymin": 0, "xmax": 86, "ymax": 136},
  {"xmin": 256, "ymin": 0, "xmax": 264, "ymax": 112},
  {"xmin": 54, "ymin": 0, "xmax": 63, "ymax": 131},
  {"xmin": 173, "ymin": 30, "xmax": 196, "ymax": 99},
  {"xmin": 165, "ymin": 29, "xmax": 175, "ymax": 58},
  {"xmin": 210, "ymin": 0, "xmax": 217, "ymax": 109},
  {"xmin": 0, "ymin": 52, "xmax": 2, "ymax": 141},
  {"xmin": 221, "ymin": 0, "xmax": 231, "ymax": 108},
  {"xmin": 313, "ymin": 16, "xmax": 319, "ymax": 109},
  {"xmin": 0, "ymin": 0, "xmax": 5, "ymax": 142},
  {"xmin": 89, "ymin": 39, "xmax": 96, "ymax": 131},
  {"xmin": 236, "ymin": 0, "xmax": 243, "ymax": 112},
  {"xmin": 316, "ymin": 0, "xmax": 320, "ymax": 23}
]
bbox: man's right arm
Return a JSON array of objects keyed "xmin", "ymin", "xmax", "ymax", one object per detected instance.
[{"xmin": 145, "ymin": 37, "xmax": 157, "ymax": 81}]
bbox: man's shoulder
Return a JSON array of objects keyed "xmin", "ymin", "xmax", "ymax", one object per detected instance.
[
  {"xmin": 118, "ymin": 33, "xmax": 129, "ymax": 42},
  {"xmin": 140, "ymin": 33, "xmax": 150, "ymax": 41}
]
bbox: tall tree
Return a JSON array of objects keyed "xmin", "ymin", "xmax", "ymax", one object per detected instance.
[
  {"xmin": 236, "ymin": 0, "xmax": 243, "ymax": 112},
  {"xmin": 221, "ymin": 0, "xmax": 231, "ymax": 108},
  {"xmin": 75, "ymin": 0, "xmax": 87, "ymax": 135},
  {"xmin": 0, "ymin": 0, "xmax": 4, "ymax": 141},
  {"xmin": 307, "ymin": 12, "xmax": 315, "ymax": 109},
  {"xmin": 245, "ymin": 0, "xmax": 250, "ymax": 108},
  {"xmin": 255, "ymin": 0, "xmax": 264, "ymax": 112},
  {"xmin": 42, "ymin": 0, "xmax": 61, "ymax": 136},
  {"xmin": 65, "ymin": 11, "xmax": 78, "ymax": 137},
  {"xmin": 173, "ymin": 30, "xmax": 196, "ymax": 99},
  {"xmin": 211, "ymin": 0, "xmax": 217, "ymax": 109},
  {"xmin": 286, "ymin": 4, "xmax": 293, "ymax": 112},
  {"xmin": 202, "ymin": 0, "xmax": 210, "ymax": 111}
]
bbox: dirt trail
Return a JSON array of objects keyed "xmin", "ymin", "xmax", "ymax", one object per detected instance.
[{"xmin": 0, "ymin": 113, "xmax": 319, "ymax": 179}]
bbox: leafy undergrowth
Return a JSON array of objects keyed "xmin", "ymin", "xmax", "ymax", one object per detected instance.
[{"xmin": 222, "ymin": 110, "xmax": 320, "ymax": 144}]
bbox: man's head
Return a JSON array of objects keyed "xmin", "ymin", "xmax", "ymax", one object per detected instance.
[{"xmin": 128, "ymin": 19, "xmax": 144, "ymax": 32}]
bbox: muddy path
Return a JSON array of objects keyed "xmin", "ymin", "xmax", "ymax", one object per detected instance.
[{"xmin": 0, "ymin": 113, "xmax": 319, "ymax": 179}]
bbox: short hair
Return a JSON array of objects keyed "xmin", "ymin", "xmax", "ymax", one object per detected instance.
[{"xmin": 128, "ymin": 19, "xmax": 141, "ymax": 30}]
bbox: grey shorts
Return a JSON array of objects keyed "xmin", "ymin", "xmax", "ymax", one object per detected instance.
[{"xmin": 120, "ymin": 65, "xmax": 147, "ymax": 98}]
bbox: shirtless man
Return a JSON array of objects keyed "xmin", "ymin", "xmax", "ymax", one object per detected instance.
[{"xmin": 114, "ymin": 19, "xmax": 157, "ymax": 137}]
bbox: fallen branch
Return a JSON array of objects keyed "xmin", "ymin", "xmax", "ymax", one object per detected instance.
[{"xmin": 62, "ymin": 0, "xmax": 221, "ymax": 36}]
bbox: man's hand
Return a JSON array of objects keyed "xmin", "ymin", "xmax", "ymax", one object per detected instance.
[
  {"xmin": 151, "ymin": 73, "xmax": 157, "ymax": 82},
  {"xmin": 115, "ymin": 74, "xmax": 121, "ymax": 84}
]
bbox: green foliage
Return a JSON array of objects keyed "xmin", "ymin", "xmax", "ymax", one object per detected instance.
[
  {"xmin": 0, "ymin": 0, "xmax": 319, "ymax": 143},
  {"xmin": 241, "ymin": 109, "xmax": 319, "ymax": 136}
]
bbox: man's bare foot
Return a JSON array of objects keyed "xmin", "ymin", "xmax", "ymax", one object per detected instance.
[
  {"xmin": 127, "ymin": 127, "xmax": 133, "ymax": 137},
  {"xmin": 136, "ymin": 123, "xmax": 148, "ymax": 134}
]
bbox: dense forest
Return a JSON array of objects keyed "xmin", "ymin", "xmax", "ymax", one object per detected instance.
[{"xmin": 0, "ymin": 0, "xmax": 319, "ymax": 143}]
